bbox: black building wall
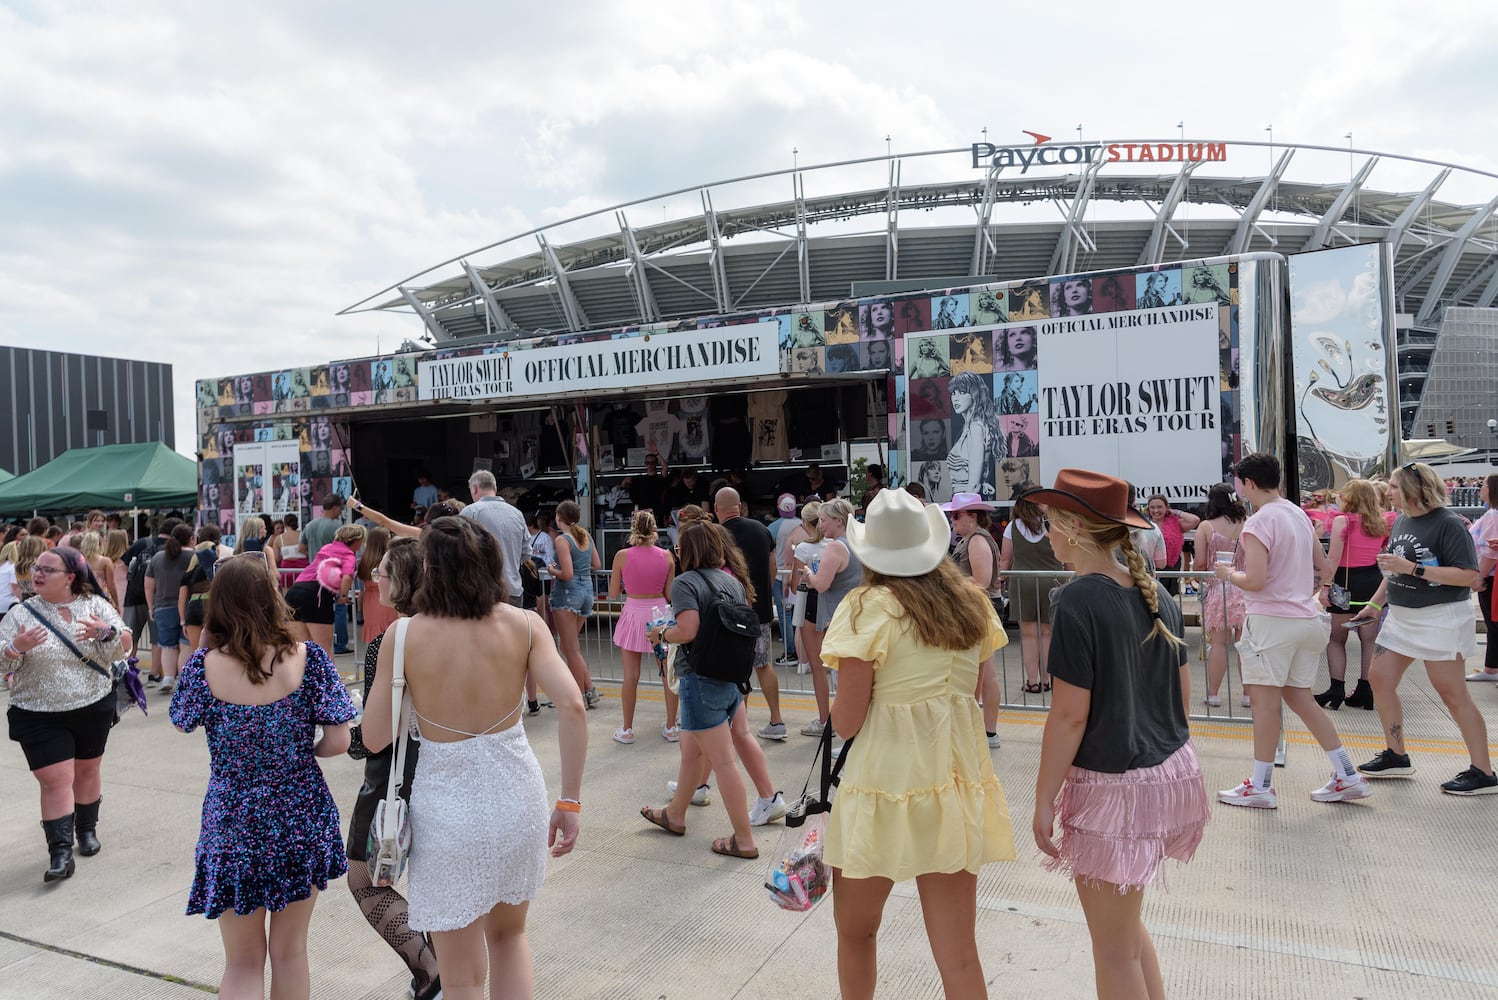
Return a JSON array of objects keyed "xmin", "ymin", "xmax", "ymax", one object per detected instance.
[{"xmin": 0, "ymin": 346, "xmax": 174, "ymax": 476}]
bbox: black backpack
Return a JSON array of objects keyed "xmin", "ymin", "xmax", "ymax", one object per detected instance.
[
  {"xmin": 686, "ymin": 569, "xmax": 760, "ymax": 693},
  {"xmin": 123, "ymin": 539, "xmax": 162, "ymax": 606}
]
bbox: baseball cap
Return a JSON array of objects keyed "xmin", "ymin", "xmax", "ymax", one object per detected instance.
[{"xmin": 777, "ymin": 493, "xmax": 798, "ymax": 515}]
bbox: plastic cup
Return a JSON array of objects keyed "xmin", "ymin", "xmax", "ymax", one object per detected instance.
[{"xmin": 1214, "ymin": 551, "xmax": 1234, "ymax": 567}]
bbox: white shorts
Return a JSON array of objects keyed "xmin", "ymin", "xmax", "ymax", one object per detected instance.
[
  {"xmin": 1376, "ymin": 601, "xmax": 1478, "ymax": 664},
  {"xmin": 1237, "ymin": 614, "xmax": 1330, "ymax": 689}
]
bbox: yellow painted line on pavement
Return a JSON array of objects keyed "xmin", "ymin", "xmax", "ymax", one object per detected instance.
[{"xmin": 613, "ymin": 686, "xmax": 1482, "ymax": 757}]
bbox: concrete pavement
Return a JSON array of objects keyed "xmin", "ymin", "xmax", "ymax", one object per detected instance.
[{"xmin": 3, "ymin": 639, "xmax": 1498, "ymax": 999}]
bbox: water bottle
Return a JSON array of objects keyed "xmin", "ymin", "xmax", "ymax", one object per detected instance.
[
  {"xmin": 791, "ymin": 582, "xmax": 809, "ymax": 628},
  {"xmin": 647, "ymin": 605, "xmax": 675, "ymax": 665}
]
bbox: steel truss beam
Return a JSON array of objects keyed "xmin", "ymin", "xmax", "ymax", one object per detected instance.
[
  {"xmin": 1416, "ymin": 193, "xmax": 1498, "ymax": 325},
  {"xmin": 1137, "ymin": 162, "xmax": 1198, "ymax": 266},
  {"xmin": 885, "ymin": 158, "xmax": 901, "ymax": 281},
  {"xmin": 1301, "ymin": 156, "xmax": 1379, "ymax": 251},
  {"xmin": 398, "ymin": 286, "xmax": 449, "ymax": 342},
  {"xmin": 701, "ymin": 191, "xmax": 731, "ymax": 313},
  {"xmin": 1050, "ymin": 159, "xmax": 1104, "ymax": 275},
  {"xmin": 1226, "ymin": 149, "xmax": 1295, "ymax": 254},
  {"xmin": 616, "ymin": 211, "xmax": 659, "ymax": 322},
  {"xmin": 1387, "ymin": 169, "xmax": 1450, "ymax": 255},
  {"xmin": 461, "ymin": 261, "xmax": 517, "ymax": 334},
  {"xmin": 537, "ymin": 235, "xmax": 588, "ymax": 331},
  {"xmin": 794, "ymin": 172, "xmax": 810, "ymax": 303}
]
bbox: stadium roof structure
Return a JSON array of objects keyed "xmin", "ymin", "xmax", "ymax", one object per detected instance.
[{"xmin": 343, "ymin": 138, "xmax": 1498, "ymax": 432}]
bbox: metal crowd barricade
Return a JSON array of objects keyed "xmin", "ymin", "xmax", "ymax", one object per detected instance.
[{"xmin": 565, "ymin": 565, "xmax": 1253, "ymax": 729}]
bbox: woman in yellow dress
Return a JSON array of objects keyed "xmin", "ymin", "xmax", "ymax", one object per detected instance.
[{"xmin": 820, "ymin": 488, "xmax": 1015, "ymax": 1000}]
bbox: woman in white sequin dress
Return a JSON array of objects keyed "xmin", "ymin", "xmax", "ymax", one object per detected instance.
[{"xmin": 363, "ymin": 517, "xmax": 588, "ymax": 1000}]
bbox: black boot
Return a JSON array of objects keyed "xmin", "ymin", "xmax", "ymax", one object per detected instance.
[
  {"xmin": 41, "ymin": 816, "xmax": 75, "ymax": 883},
  {"xmin": 1345, "ymin": 679, "xmax": 1376, "ymax": 710},
  {"xmin": 1313, "ymin": 679, "xmax": 1346, "ymax": 710},
  {"xmin": 75, "ymin": 798, "xmax": 101, "ymax": 857}
]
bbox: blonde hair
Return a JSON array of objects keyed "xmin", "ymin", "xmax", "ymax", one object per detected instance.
[
  {"xmin": 14, "ymin": 536, "xmax": 45, "ymax": 577},
  {"xmin": 78, "ymin": 532, "xmax": 102, "ymax": 560},
  {"xmin": 629, "ymin": 509, "xmax": 658, "ymax": 547},
  {"xmin": 849, "ymin": 561, "xmax": 993, "ymax": 650},
  {"xmin": 800, "ymin": 500, "xmax": 824, "ymax": 543},
  {"xmin": 1338, "ymin": 479, "xmax": 1389, "ymax": 539},
  {"xmin": 1393, "ymin": 462, "xmax": 1448, "ymax": 511},
  {"xmin": 1049, "ymin": 507, "xmax": 1183, "ymax": 648},
  {"xmin": 333, "ymin": 523, "xmax": 367, "ymax": 546},
  {"xmin": 103, "ymin": 529, "xmax": 129, "ymax": 562},
  {"xmin": 819, "ymin": 498, "xmax": 855, "ymax": 525},
  {"xmin": 0, "ymin": 541, "xmax": 17, "ymax": 565}
]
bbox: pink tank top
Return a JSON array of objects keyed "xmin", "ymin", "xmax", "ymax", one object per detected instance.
[
  {"xmin": 621, "ymin": 544, "xmax": 671, "ymax": 596},
  {"xmin": 1338, "ymin": 511, "xmax": 1396, "ymax": 567}
]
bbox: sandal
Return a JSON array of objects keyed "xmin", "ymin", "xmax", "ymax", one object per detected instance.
[
  {"xmin": 1022, "ymin": 682, "xmax": 1044, "ymax": 694},
  {"xmin": 1042, "ymin": 681, "xmax": 1052, "ymax": 692},
  {"xmin": 640, "ymin": 805, "xmax": 685, "ymax": 836},
  {"xmin": 711, "ymin": 835, "xmax": 759, "ymax": 859}
]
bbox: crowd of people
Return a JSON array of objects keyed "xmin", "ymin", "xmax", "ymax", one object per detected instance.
[{"xmin": 3, "ymin": 455, "xmax": 1495, "ymax": 999}]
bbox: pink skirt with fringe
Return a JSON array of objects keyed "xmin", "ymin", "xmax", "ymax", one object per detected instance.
[
  {"xmin": 1043, "ymin": 741, "xmax": 1209, "ymax": 891},
  {"xmin": 612, "ymin": 595, "xmax": 661, "ymax": 654}
]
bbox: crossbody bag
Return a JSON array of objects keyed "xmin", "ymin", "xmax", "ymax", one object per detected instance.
[
  {"xmin": 20, "ymin": 600, "xmax": 146, "ymax": 720},
  {"xmin": 368, "ymin": 617, "xmax": 413, "ymax": 886}
]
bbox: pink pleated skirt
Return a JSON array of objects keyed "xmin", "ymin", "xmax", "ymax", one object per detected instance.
[
  {"xmin": 613, "ymin": 596, "xmax": 661, "ymax": 654},
  {"xmin": 1043, "ymin": 740, "xmax": 1209, "ymax": 891}
]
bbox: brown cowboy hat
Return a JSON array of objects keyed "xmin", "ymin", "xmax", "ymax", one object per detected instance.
[{"xmin": 1021, "ymin": 468, "xmax": 1152, "ymax": 530}]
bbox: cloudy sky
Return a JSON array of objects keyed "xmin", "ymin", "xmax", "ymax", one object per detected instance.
[{"xmin": 3, "ymin": 0, "xmax": 1497, "ymax": 457}]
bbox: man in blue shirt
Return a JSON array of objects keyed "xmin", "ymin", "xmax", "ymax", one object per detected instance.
[{"xmin": 412, "ymin": 472, "xmax": 438, "ymax": 513}]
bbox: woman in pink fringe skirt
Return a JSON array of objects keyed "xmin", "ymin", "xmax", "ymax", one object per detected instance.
[{"xmin": 1028, "ymin": 469, "xmax": 1209, "ymax": 999}]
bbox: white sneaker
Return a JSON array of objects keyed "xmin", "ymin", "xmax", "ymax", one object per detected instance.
[
  {"xmin": 796, "ymin": 661, "xmax": 810, "ymax": 675},
  {"xmin": 986, "ymin": 732, "xmax": 1002, "ymax": 749},
  {"xmin": 1466, "ymin": 670, "xmax": 1498, "ymax": 683},
  {"xmin": 612, "ymin": 727, "xmax": 635, "ymax": 745},
  {"xmin": 1310, "ymin": 773, "xmax": 1372, "ymax": 802},
  {"xmin": 666, "ymin": 781, "xmax": 712, "ymax": 806},
  {"xmin": 661, "ymin": 723, "xmax": 680, "ymax": 743},
  {"xmin": 1204, "ymin": 694, "xmax": 1222, "ymax": 707},
  {"xmin": 1218, "ymin": 780, "xmax": 1277, "ymax": 809},
  {"xmin": 157, "ymin": 676, "xmax": 176, "ymax": 693},
  {"xmin": 756, "ymin": 722, "xmax": 788, "ymax": 741},
  {"xmin": 1240, "ymin": 693, "xmax": 1252, "ymax": 708},
  {"xmin": 749, "ymin": 792, "xmax": 788, "ymax": 826},
  {"xmin": 800, "ymin": 718, "xmax": 826, "ymax": 737}
]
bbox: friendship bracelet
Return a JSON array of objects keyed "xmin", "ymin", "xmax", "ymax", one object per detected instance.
[
  {"xmin": 3, "ymin": 643, "xmax": 21, "ymax": 660},
  {"xmin": 554, "ymin": 799, "xmax": 581, "ymax": 813},
  {"xmin": 1367, "ymin": 602, "xmax": 1383, "ymax": 611}
]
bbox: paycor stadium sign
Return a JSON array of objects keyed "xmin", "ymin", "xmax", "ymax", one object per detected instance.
[{"xmin": 971, "ymin": 139, "xmax": 1228, "ymax": 172}]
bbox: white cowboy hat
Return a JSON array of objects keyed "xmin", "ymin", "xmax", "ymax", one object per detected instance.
[{"xmin": 845, "ymin": 488, "xmax": 951, "ymax": 578}]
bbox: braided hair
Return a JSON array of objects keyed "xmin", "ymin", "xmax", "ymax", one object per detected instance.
[{"xmin": 1050, "ymin": 509, "xmax": 1184, "ymax": 649}]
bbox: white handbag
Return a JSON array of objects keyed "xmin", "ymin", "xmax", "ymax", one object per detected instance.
[{"xmin": 367, "ymin": 618, "xmax": 413, "ymax": 886}]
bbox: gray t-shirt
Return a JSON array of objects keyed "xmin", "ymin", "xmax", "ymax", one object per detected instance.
[
  {"xmin": 1385, "ymin": 508, "xmax": 1479, "ymax": 609},
  {"xmin": 1046, "ymin": 574, "xmax": 1189, "ymax": 773},
  {"xmin": 669, "ymin": 568, "xmax": 747, "ymax": 675},
  {"xmin": 146, "ymin": 549, "xmax": 193, "ymax": 611},
  {"xmin": 302, "ymin": 515, "xmax": 339, "ymax": 563},
  {"xmin": 459, "ymin": 496, "xmax": 527, "ymax": 599}
]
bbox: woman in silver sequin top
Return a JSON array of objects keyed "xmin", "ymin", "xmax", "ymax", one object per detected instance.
[{"xmin": 1, "ymin": 545, "xmax": 130, "ymax": 883}]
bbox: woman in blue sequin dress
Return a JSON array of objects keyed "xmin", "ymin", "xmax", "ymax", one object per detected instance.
[{"xmin": 170, "ymin": 556, "xmax": 356, "ymax": 999}]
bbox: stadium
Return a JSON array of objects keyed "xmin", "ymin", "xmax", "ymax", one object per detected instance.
[{"xmin": 343, "ymin": 135, "xmax": 1498, "ymax": 451}]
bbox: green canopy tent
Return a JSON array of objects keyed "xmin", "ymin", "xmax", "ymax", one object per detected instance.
[
  {"xmin": 0, "ymin": 442, "xmax": 198, "ymax": 516},
  {"xmin": 0, "ymin": 468, "xmax": 12, "ymax": 485}
]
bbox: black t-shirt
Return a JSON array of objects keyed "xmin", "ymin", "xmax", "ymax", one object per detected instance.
[
  {"xmin": 665, "ymin": 477, "xmax": 712, "ymax": 512},
  {"xmin": 1047, "ymin": 575, "xmax": 1189, "ymax": 773},
  {"xmin": 1385, "ymin": 508, "xmax": 1479, "ymax": 608},
  {"xmin": 629, "ymin": 474, "xmax": 668, "ymax": 522},
  {"xmin": 721, "ymin": 515, "xmax": 774, "ymax": 623}
]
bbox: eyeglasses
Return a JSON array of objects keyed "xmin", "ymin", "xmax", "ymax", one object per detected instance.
[{"xmin": 32, "ymin": 566, "xmax": 67, "ymax": 577}]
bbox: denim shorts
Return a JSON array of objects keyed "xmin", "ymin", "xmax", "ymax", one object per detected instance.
[
  {"xmin": 549, "ymin": 578, "xmax": 593, "ymax": 617},
  {"xmin": 152, "ymin": 606, "xmax": 184, "ymax": 648},
  {"xmin": 676, "ymin": 671, "xmax": 742, "ymax": 733}
]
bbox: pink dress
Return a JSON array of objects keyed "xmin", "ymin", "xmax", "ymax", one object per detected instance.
[
  {"xmin": 1200, "ymin": 527, "xmax": 1247, "ymax": 631},
  {"xmin": 360, "ymin": 579, "xmax": 398, "ymax": 645}
]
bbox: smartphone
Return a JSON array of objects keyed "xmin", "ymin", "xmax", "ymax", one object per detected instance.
[{"xmin": 1343, "ymin": 619, "xmax": 1372, "ymax": 629}]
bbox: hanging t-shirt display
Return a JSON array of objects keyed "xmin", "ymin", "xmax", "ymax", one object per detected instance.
[
  {"xmin": 748, "ymin": 390, "xmax": 789, "ymax": 464},
  {"xmin": 636, "ymin": 400, "xmax": 682, "ymax": 459},
  {"xmin": 675, "ymin": 396, "xmax": 712, "ymax": 463},
  {"xmin": 540, "ymin": 409, "xmax": 571, "ymax": 471},
  {"xmin": 510, "ymin": 410, "xmax": 543, "ymax": 479},
  {"xmin": 710, "ymin": 395, "xmax": 752, "ymax": 470},
  {"xmin": 600, "ymin": 404, "xmax": 641, "ymax": 453},
  {"xmin": 787, "ymin": 390, "xmax": 839, "ymax": 453}
]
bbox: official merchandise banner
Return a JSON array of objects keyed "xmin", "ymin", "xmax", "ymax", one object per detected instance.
[
  {"xmin": 902, "ymin": 297, "xmax": 1226, "ymax": 505},
  {"xmin": 417, "ymin": 323, "xmax": 779, "ymax": 403},
  {"xmin": 1037, "ymin": 304, "xmax": 1222, "ymax": 503}
]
